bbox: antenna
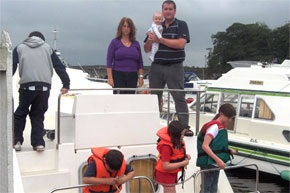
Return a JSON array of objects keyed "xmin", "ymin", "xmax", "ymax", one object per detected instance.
[
  {"xmin": 52, "ymin": 29, "xmax": 58, "ymax": 51},
  {"xmin": 93, "ymin": 68, "xmax": 100, "ymax": 78},
  {"xmin": 77, "ymin": 62, "xmax": 86, "ymax": 73}
]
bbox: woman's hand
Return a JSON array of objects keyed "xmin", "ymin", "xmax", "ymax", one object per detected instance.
[
  {"xmin": 138, "ymin": 77, "xmax": 144, "ymax": 88},
  {"xmin": 107, "ymin": 79, "xmax": 114, "ymax": 87}
]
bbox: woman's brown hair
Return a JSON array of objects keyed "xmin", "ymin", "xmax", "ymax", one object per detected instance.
[{"xmin": 116, "ymin": 17, "xmax": 136, "ymax": 41}]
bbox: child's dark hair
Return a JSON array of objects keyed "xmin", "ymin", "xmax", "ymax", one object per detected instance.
[
  {"xmin": 104, "ymin": 150, "xmax": 124, "ymax": 171},
  {"xmin": 28, "ymin": 31, "xmax": 45, "ymax": 41},
  {"xmin": 168, "ymin": 120, "xmax": 185, "ymax": 149},
  {"xmin": 213, "ymin": 103, "xmax": 236, "ymax": 120}
]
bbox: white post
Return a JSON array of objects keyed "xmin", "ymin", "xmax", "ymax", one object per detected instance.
[{"xmin": 0, "ymin": 30, "xmax": 14, "ymax": 193}]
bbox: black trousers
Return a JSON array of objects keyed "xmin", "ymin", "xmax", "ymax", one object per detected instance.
[
  {"xmin": 14, "ymin": 89, "xmax": 50, "ymax": 147},
  {"xmin": 112, "ymin": 70, "xmax": 138, "ymax": 94}
]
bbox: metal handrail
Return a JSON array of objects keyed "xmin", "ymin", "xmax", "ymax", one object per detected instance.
[
  {"xmin": 56, "ymin": 87, "xmax": 203, "ymax": 149},
  {"xmin": 49, "ymin": 164, "xmax": 259, "ymax": 193},
  {"xmin": 50, "ymin": 183, "xmax": 93, "ymax": 193},
  {"xmin": 193, "ymin": 164, "xmax": 260, "ymax": 193},
  {"xmin": 128, "ymin": 176, "xmax": 156, "ymax": 193},
  {"xmin": 49, "ymin": 176, "xmax": 156, "ymax": 193}
]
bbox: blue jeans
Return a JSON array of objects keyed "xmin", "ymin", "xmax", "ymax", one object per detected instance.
[
  {"xmin": 112, "ymin": 70, "xmax": 138, "ymax": 94},
  {"xmin": 14, "ymin": 89, "xmax": 50, "ymax": 147},
  {"xmin": 200, "ymin": 165, "xmax": 220, "ymax": 193}
]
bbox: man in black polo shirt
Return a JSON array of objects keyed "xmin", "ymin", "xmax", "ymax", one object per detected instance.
[{"xmin": 144, "ymin": 0, "xmax": 192, "ymax": 136}]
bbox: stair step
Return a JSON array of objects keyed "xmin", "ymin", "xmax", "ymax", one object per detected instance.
[
  {"xmin": 16, "ymin": 149, "xmax": 57, "ymax": 173},
  {"xmin": 22, "ymin": 169, "xmax": 71, "ymax": 193}
]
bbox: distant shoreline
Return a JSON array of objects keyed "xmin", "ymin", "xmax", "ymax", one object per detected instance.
[{"xmin": 68, "ymin": 65, "xmax": 214, "ymax": 79}]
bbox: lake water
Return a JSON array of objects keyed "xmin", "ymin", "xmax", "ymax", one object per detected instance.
[{"xmin": 227, "ymin": 168, "xmax": 290, "ymax": 193}]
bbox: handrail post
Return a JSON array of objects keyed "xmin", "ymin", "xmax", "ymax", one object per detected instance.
[
  {"xmin": 167, "ymin": 91, "xmax": 170, "ymax": 126},
  {"xmin": 131, "ymin": 176, "xmax": 156, "ymax": 193},
  {"xmin": 138, "ymin": 178, "xmax": 141, "ymax": 193},
  {"xmin": 255, "ymin": 164, "xmax": 259, "ymax": 191},
  {"xmin": 57, "ymin": 93, "xmax": 61, "ymax": 149},
  {"xmin": 195, "ymin": 91, "xmax": 201, "ymax": 135}
]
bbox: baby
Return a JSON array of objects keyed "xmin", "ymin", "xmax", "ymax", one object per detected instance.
[{"xmin": 147, "ymin": 11, "xmax": 163, "ymax": 62}]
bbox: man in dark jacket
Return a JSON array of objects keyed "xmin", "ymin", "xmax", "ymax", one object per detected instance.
[{"xmin": 13, "ymin": 31, "xmax": 70, "ymax": 152}]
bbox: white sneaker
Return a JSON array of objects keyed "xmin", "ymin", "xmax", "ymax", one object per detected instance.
[
  {"xmin": 33, "ymin": 145, "xmax": 45, "ymax": 152},
  {"xmin": 14, "ymin": 142, "xmax": 22, "ymax": 151}
]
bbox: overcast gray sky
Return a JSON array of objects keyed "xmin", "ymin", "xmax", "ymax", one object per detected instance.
[{"xmin": 1, "ymin": 0, "xmax": 289, "ymax": 67}]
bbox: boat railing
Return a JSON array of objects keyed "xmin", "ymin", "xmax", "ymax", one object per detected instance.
[
  {"xmin": 49, "ymin": 176, "xmax": 156, "ymax": 193},
  {"xmin": 56, "ymin": 87, "xmax": 203, "ymax": 149},
  {"xmin": 50, "ymin": 163, "xmax": 260, "ymax": 193},
  {"xmin": 193, "ymin": 163, "xmax": 260, "ymax": 193},
  {"xmin": 140, "ymin": 163, "xmax": 260, "ymax": 193}
]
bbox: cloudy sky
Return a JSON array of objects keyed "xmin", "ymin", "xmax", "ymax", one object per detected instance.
[{"xmin": 1, "ymin": 0, "xmax": 289, "ymax": 67}]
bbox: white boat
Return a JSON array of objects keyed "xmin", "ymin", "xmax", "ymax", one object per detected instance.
[
  {"xmin": 184, "ymin": 72, "xmax": 215, "ymax": 91},
  {"xmin": 188, "ymin": 59, "xmax": 290, "ymax": 181},
  {"xmin": 0, "ymin": 31, "xmax": 241, "ymax": 193},
  {"xmin": 12, "ymin": 70, "xmax": 236, "ymax": 193}
]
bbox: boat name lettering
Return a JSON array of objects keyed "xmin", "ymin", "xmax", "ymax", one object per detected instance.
[{"xmin": 249, "ymin": 80, "xmax": 263, "ymax": 85}]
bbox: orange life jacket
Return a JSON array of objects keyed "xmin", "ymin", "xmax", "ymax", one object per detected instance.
[
  {"xmin": 155, "ymin": 127, "xmax": 186, "ymax": 174},
  {"xmin": 83, "ymin": 148, "xmax": 126, "ymax": 193}
]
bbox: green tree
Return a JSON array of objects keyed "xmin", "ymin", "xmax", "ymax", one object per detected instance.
[
  {"xmin": 271, "ymin": 23, "xmax": 290, "ymax": 62},
  {"xmin": 208, "ymin": 22, "xmax": 289, "ymax": 77}
]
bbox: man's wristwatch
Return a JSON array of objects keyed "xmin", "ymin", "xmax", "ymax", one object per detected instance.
[{"xmin": 138, "ymin": 75, "xmax": 144, "ymax": 78}]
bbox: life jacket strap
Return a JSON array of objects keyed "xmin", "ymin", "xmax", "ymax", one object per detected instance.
[
  {"xmin": 177, "ymin": 167, "xmax": 185, "ymax": 189},
  {"xmin": 198, "ymin": 149, "xmax": 233, "ymax": 159}
]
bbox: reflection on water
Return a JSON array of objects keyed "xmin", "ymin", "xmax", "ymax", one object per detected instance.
[{"xmin": 226, "ymin": 168, "xmax": 290, "ymax": 193}]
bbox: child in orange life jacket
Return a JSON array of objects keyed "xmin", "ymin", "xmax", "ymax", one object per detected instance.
[
  {"xmin": 155, "ymin": 120, "xmax": 191, "ymax": 193},
  {"xmin": 83, "ymin": 148, "xmax": 135, "ymax": 193},
  {"xmin": 196, "ymin": 103, "xmax": 237, "ymax": 193}
]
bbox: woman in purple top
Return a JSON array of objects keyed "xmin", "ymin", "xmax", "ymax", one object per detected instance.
[{"xmin": 106, "ymin": 17, "xmax": 144, "ymax": 94}]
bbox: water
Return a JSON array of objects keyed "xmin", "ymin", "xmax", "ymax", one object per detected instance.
[{"xmin": 227, "ymin": 168, "xmax": 290, "ymax": 193}]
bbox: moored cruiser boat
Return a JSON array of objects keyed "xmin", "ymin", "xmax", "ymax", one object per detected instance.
[
  {"xmin": 188, "ymin": 59, "xmax": 290, "ymax": 181},
  {"xmin": 0, "ymin": 31, "xmax": 239, "ymax": 193}
]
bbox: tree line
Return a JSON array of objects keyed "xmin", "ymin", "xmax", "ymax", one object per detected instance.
[{"xmin": 207, "ymin": 22, "xmax": 289, "ymax": 78}]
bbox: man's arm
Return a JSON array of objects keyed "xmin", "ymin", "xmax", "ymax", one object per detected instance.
[
  {"xmin": 149, "ymin": 32, "xmax": 186, "ymax": 49},
  {"xmin": 51, "ymin": 51, "xmax": 70, "ymax": 93},
  {"xmin": 12, "ymin": 47, "xmax": 19, "ymax": 75},
  {"xmin": 83, "ymin": 176, "xmax": 117, "ymax": 186},
  {"xmin": 115, "ymin": 170, "xmax": 135, "ymax": 184},
  {"xmin": 160, "ymin": 37, "xmax": 187, "ymax": 49},
  {"xmin": 144, "ymin": 35, "xmax": 153, "ymax": 53}
]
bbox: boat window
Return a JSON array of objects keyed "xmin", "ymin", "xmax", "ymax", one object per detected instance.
[
  {"xmin": 220, "ymin": 93, "xmax": 239, "ymax": 131},
  {"xmin": 221, "ymin": 93, "xmax": 239, "ymax": 109},
  {"xmin": 282, "ymin": 130, "xmax": 290, "ymax": 142},
  {"xmin": 190, "ymin": 93, "xmax": 218, "ymax": 114},
  {"xmin": 239, "ymin": 96, "xmax": 255, "ymax": 118},
  {"xmin": 127, "ymin": 155, "xmax": 159, "ymax": 193},
  {"xmin": 254, "ymin": 98, "xmax": 275, "ymax": 120}
]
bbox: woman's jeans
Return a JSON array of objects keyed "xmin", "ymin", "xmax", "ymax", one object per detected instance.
[{"xmin": 112, "ymin": 70, "xmax": 138, "ymax": 94}]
